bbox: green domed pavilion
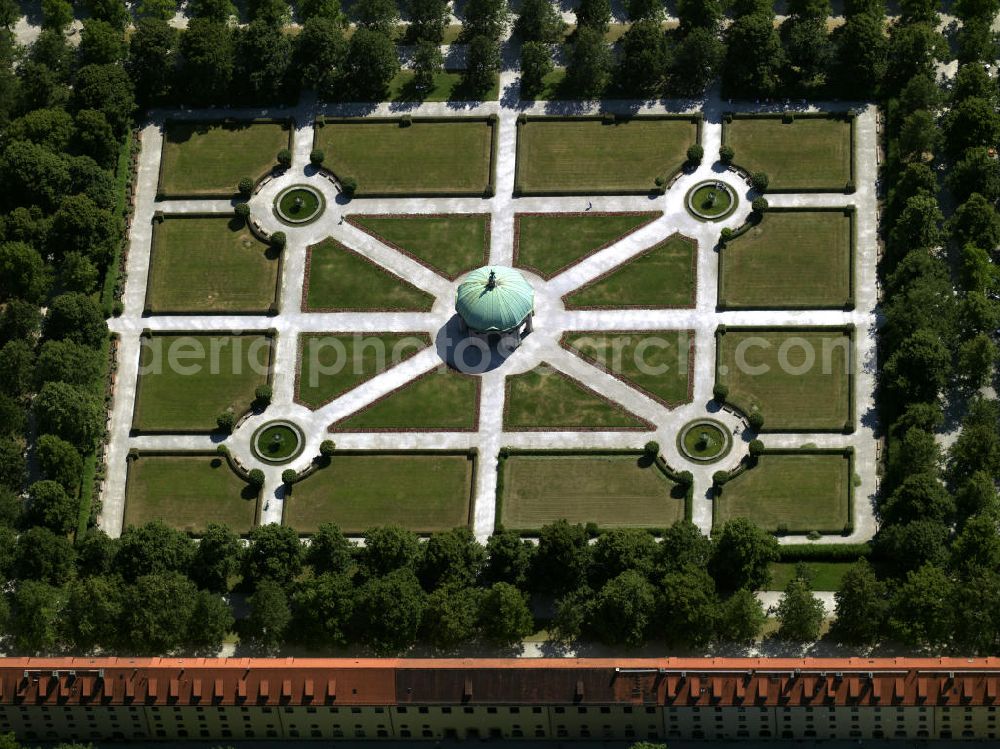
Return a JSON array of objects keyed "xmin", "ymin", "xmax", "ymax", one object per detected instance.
[{"xmin": 455, "ymin": 266, "xmax": 535, "ymax": 342}]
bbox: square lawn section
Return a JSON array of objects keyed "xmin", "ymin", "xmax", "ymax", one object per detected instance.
[
  {"xmin": 716, "ymin": 327, "xmax": 853, "ymax": 432},
  {"xmin": 146, "ymin": 216, "xmax": 280, "ymax": 314},
  {"xmin": 158, "ymin": 120, "xmax": 290, "ymax": 197},
  {"xmin": 499, "ymin": 453, "xmax": 686, "ymax": 532},
  {"xmin": 719, "ymin": 209, "xmax": 854, "ymax": 309},
  {"xmin": 724, "ymin": 115, "xmax": 853, "ymax": 191},
  {"xmin": 124, "ymin": 453, "xmax": 258, "ymax": 535},
  {"xmin": 284, "ymin": 452, "xmax": 474, "ymax": 534},
  {"xmin": 714, "ymin": 450, "xmax": 853, "ymax": 534},
  {"xmin": 314, "ymin": 118, "xmax": 495, "ymax": 196},
  {"xmin": 515, "ymin": 116, "xmax": 698, "ymax": 194},
  {"xmin": 132, "ymin": 334, "xmax": 272, "ymax": 433}
]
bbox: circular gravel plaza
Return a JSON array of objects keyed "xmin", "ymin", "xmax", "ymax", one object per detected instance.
[
  {"xmin": 274, "ymin": 184, "xmax": 325, "ymax": 225},
  {"xmin": 252, "ymin": 420, "xmax": 305, "ymax": 464},
  {"xmin": 685, "ymin": 180, "xmax": 738, "ymax": 221},
  {"xmin": 677, "ymin": 418, "xmax": 733, "ymax": 464}
]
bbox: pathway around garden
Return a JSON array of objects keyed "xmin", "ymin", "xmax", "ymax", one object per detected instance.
[{"xmin": 101, "ymin": 91, "xmax": 879, "ymax": 553}]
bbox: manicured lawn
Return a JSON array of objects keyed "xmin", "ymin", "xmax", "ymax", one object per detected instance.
[
  {"xmin": 499, "ymin": 454, "xmax": 686, "ymax": 530},
  {"xmin": 504, "ymin": 365, "xmax": 651, "ymax": 430},
  {"xmin": 768, "ymin": 561, "xmax": 855, "ymax": 591},
  {"xmin": 720, "ymin": 210, "xmax": 853, "ymax": 309},
  {"xmin": 716, "ymin": 328, "xmax": 853, "ymax": 431},
  {"xmin": 348, "ymin": 214, "xmax": 489, "ymax": 279},
  {"xmin": 330, "ymin": 368, "xmax": 479, "ymax": 431},
  {"xmin": 124, "ymin": 454, "xmax": 258, "ymax": 534},
  {"xmin": 515, "ymin": 117, "xmax": 697, "ymax": 194},
  {"xmin": 714, "ymin": 451, "xmax": 852, "ymax": 533},
  {"xmin": 561, "ymin": 330, "xmax": 692, "ymax": 407},
  {"xmin": 132, "ymin": 334, "xmax": 272, "ymax": 433},
  {"xmin": 296, "ymin": 333, "xmax": 431, "ymax": 409},
  {"xmin": 387, "ymin": 69, "xmax": 500, "ymax": 102},
  {"xmin": 724, "ymin": 116, "xmax": 853, "ymax": 191},
  {"xmin": 304, "ymin": 239, "xmax": 436, "ymax": 312},
  {"xmin": 315, "ymin": 119, "xmax": 494, "ymax": 195},
  {"xmin": 284, "ymin": 452, "xmax": 474, "ymax": 534},
  {"xmin": 146, "ymin": 217, "xmax": 280, "ymax": 313},
  {"xmin": 513, "ymin": 212, "xmax": 660, "ymax": 278},
  {"xmin": 159, "ymin": 121, "xmax": 289, "ymax": 197},
  {"xmin": 563, "ymin": 235, "xmax": 696, "ymax": 309}
]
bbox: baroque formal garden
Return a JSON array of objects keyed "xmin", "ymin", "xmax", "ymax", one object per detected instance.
[{"xmin": 101, "ymin": 101, "xmax": 878, "ymax": 559}]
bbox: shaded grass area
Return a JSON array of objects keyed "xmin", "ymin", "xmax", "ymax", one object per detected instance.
[
  {"xmin": 716, "ymin": 329, "xmax": 852, "ymax": 431},
  {"xmin": 515, "ymin": 118, "xmax": 696, "ymax": 194},
  {"xmin": 133, "ymin": 335, "xmax": 271, "ymax": 433},
  {"xmin": 500, "ymin": 454, "xmax": 685, "ymax": 530},
  {"xmin": 561, "ymin": 330, "xmax": 692, "ymax": 407},
  {"xmin": 331, "ymin": 368, "xmax": 479, "ymax": 431},
  {"xmin": 504, "ymin": 365, "xmax": 651, "ymax": 430},
  {"xmin": 125, "ymin": 455, "xmax": 257, "ymax": 534},
  {"xmin": 315, "ymin": 120, "xmax": 493, "ymax": 195},
  {"xmin": 296, "ymin": 333, "xmax": 430, "ymax": 409},
  {"xmin": 285, "ymin": 453, "xmax": 473, "ymax": 534},
  {"xmin": 563, "ymin": 235, "xmax": 696, "ymax": 309},
  {"xmin": 147, "ymin": 217, "xmax": 279, "ymax": 313},
  {"xmin": 348, "ymin": 214, "xmax": 489, "ymax": 279},
  {"xmin": 725, "ymin": 117, "xmax": 852, "ymax": 191},
  {"xmin": 513, "ymin": 212, "xmax": 660, "ymax": 278},
  {"xmin": 304, "ymin": 239, "xmax": 435, "ymax": 312},
  {"xmin": 768, "ymin": 561, "xmax": 854, "ymax": 591},
  {"xmin": 159, "ymin": 121, "xmax": 288, "ymax": 197},
  {"xmin": 387, "ymin": 70, "xmax": 499, "ymax": 102},
  {"xmin": 720, "ymin": 210, "xmax": 852, "ymax": 309},
  {"xmin": 714, "ymin": 452, "xmax": 851, "ymax": 533}
]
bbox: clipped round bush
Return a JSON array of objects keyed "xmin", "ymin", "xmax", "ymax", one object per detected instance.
[
  {"xmin": 751, "ymin": 197, "xmax": 768, "ymax": 214},
  {"xmin": 643, "ymin": 440, "xmax": 660, "ymax": 455},
  {"xmin": 216, "ymin": 444, "xmax": 229, "ymax": 456},
  {"xmin": 713, "ymin": 383, "xmax": 729, "ymax": 402},
  {"xmin": 309, "ymin": 148, "xmax": 325, "ymax": 165},
  {"xmin": 234, "ymin": 202, "xmax": 250, "ymax": 219},
  {"xmin": 340, "ymin": 176, "xmax": 358, "ymax": 197},
  {"xmin": 216, "ymin": 411, "xmax": 235, "ymax": 433},
  {"xmin": 400, "ymin": 114, "xmax": 412, "ymax": 127},
  {"xmin": 320, "ymin": 439, "xmax": 336, "ymax": 457},
  {"xmin": 747, "ymin": 411, "xmax": 765, "ymax": 430},
  {"xmin": 720, "ymin": 227, "xmax": 734, "ymax": 242},
  {"xmin": 713, "ymin": 470, "xmax": 730, "ymax": 485},
  {"xmin": 677, "ymin": 470, "xmax": 694, "ymax": 485},
  {"xmin": 277, "ymin": 149, "xmax": 292, "ymax": 168},
  {"xmin": 719, "ymin": 144, "xmax": 735, "ymax": 164},
  {"xmin": 238, "ymin": 177, "xmax": 254, "ymax": 197},
  {"xmin": 255, "ymin": 384, "xmax": 272, "ymax": 405},
  {"xmin": 687, "ymin": 143, "xmax": 704, "ymax": 164},
  {"xmin": 654, "ymin": 175, "xmax": 666, "ymax": 187},
  {"xmin": 750, "ymin": 171, "xmax": 769, "ymax": 192},
  {"xmin": 270, "ymin": 231, "xmax": 286, "ymax": 249},
  {"xmin": 281, "ymin": 468, "xmax": 297, "ymax": 485},
  {"xmin": 749, "ymin": 438, "xmax": 765, "ymax": 457},
  {"xmin": 248, "ymin": 468, "xmax": 265, "ymax": 487}
]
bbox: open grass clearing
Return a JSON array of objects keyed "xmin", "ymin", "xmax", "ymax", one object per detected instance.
[
  {"xmin": 304, "ymin": 238, "xmax": 435, "ymax": 312},
  {"xmin": 146, "ymin": 217, "xmax": 280, "ymax": 313},
  {"xmin": 125, "ymin": 454, "xmax": 257, "ymax": 534},
  {"xmin": 563, "ymin": 235, "xmax": 696, "ymax": 309},
  {"xmin": 284, "ymin": 453, "xmax": 473, "ymax": 534},
  {"xmin": 499, "ymin": 454, "xmax": 685, "ymax": 531},
  {"xmin": 768, "ymin": 561, "xmax": 855, "ymax": 591},
  {"xmin": 720, "ymin": 210, "xmax": 852, "ymax": 309},
  {"xmin": 513, "ymin": 212, "xmax": 660, "ymax": 278},
  {"xmin": 387, "ymin": 70, "xmax": 500, "ymax": 102},
  {"xmin": 714, "ymin": 452, "xmax": 852, "ymax": 533},
  {"xmin": 716, "ymin": 328, "xmax": 853, "ymax": 431},
  {"xmin": 315, "ymin": 119, "xmax": 494, "ymax": 195},
  {"xmin": 515, "ymin": 117, "xmax": 697, "ymax": 194},
  {"xmin": 348, "ymin": 214, "xmax": 489, "ymax": 279},
  {"xmin": 725, "ymin": 116, "xmax": 852, "ymax": 191},
  {"xmin": 132, "ymin": 334, "xmax": 272, "ymax": 433},
  {"xmin": 159, "ymin": 121, "xmax": 288, "ymax": 197}
]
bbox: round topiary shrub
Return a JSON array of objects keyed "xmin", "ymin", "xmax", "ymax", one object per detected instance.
[
  {"xmin": 238, "ymin": 177, "xmax": 254, "ymax": 198},
  {"xmin": 687, "ymin": 143, "xmax": 704, "ymax": 164},
  {"xmin": 677, "ymin": 470, "xmax": 694, "ymax": 485},
  {"xmin": 255, "ymin": 384, "xmax": 272, "ymax": 405},
  {"xmin": 234, "ymin": 202, "xmax": 250, "ymax": 219},
  {"xmin": 281, "ymin": 468, "xmax": 297, "ymax": 484},
  {"xmin": 340, "ymin": 176, "xmax": 357, "ymax": 197},
  {"xmin": 309, "ymin": 148, "xmax": 325, "ymax": 165},
  {"xmin": 644, "ymin": 440, "xmax": 660, "ymax": 455},
  {"xmin": 270, "ymin": 231, "xmax": 286, "ymax": 249},
  {"xmin": 654, "ymin": 175, "xmax": 666, "ymax": 187},
  {"xmin": 747, "ymin": 411, "xmax": 765, "ymax": 430},
  {"xmin": 713, "ymin": 470, "xmax": 730, "ymax": 485},
  {"xmin": 216, "ymin": 411, "xmax": 235, "ymax": 433},
  {"xmin": 749, "ymin": 438, "xmax": 765, "ymax": 457},
  {"xmin": 751, "ymin": 197, "xmax": 768, "ymax": 214},
  {"xmin": 320, "ymin": 439, "xmax": 336, "ymax": 457},
  {"xmin": 720, "ymin": 227, "xmax": 734, "ymax": 242},
  {"xmin": 713, "ymin": 383, "xmax": 729, "ymax": 402},
  {"xmin": 400, "ymin": 114, "xmax": 412, "ymax": 127},
  {"xmin": 750, "ymin": 171, "xmax": 769, "ymax": 192},
  {"xmin": 277, "ymin": 149, "xmax": 292, "ymax": 168},
  {"xmin": 216, "ymin": 444, "xmax": 229, "ymax": 456},
  {"xmin": 248, "ymin": 468, "xmax": 265, "ymax": 487},
  {"xmin": 719, "ymin": 144, "xmax": 735, "ymax": 164}
]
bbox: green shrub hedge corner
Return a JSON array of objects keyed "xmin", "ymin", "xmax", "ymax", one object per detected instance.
[
  {"xmin": 238, "ymin": 177, "xmax": 253, "ymax": 197},
  {"xmin": 713, "ymin": 469, "xmax": 730, "ymax": 485},
  {"xmin": 720, "ymin": 144, "xmax": 735, "ymax": 163},
  {"xmin": 687, "ymin": 143, "xmax": 704, "ymax": 164},
  {"xmin": 320, "ymin": 439, "xmax": 336, "ymax": 457},
  {"xmin": 751, "ymin": 196, "xmax": 768, "ymax": 213},
  {"xmin": 713, "ymin": 383, "xmax": 729, "ymax": 402},
  {"xmin": 643, "ymin": 440, "xmax": 660, "ymax": 455},
  {"xmin": 277, "ymin": 148, "xmax": 292, "ymax": 167},
  {"xmin": 216, "ymin": 444, "xmax": 229, "ymax": 456},
  {"xmin": 248, "ymin": 468, "xmax": 265, "ymax": 487},
  {"xmin": 310, "ymin": 149, "xmax": 324, "ymax": 165},
  {"xmin": 751, "ymin": 171, "xmax": 769, "ymax": 192},
  {"xmin": 270, "ymin": 231, "xmax": 286, "ymax": 249},
  {"xmin": 282, "ymin": 468, "xmax": 297, "ymax": 484},
  {"xmin": 340, "ymin": 176, "xmax": 358, "ymax": 197},
  {"xmin": 216, "ymin": 411, "xmax": 235, "ymax": 433},
  {"xmin": 747, "ymin": 411, "xmax": 765, "ymax": 430},
  {"xmin": 234, "ymin": 202, "xmax": 250, "ymax": 219},
  {"xmin": 255, "ymin": 384, "xmax": 272, "ymax": 405},
  {"xmin": 749, "ymin": 439, "xmax": 765, "ymax": 457}
]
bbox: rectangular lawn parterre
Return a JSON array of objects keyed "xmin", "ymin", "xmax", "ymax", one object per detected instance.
[
  {"xmin": 284, "ymin": 452, "xmax": 474, "ymax": 534},
  {"xmin": 714, "ymin": 451, "xmax": 853, "ymax": 534},
  {"xmin": 716, "ymin": 327, "xmax": 853, "ymax": 432},
  {"xmin": 515, "ymin": 117, "xmax": 698, "ymax": 194},
  {"xmin": 315, "ymin": 118, "xmax": 495, "ymax": 196},
  {"xmin": 499, "ymin": 453, "xmax": 686, "ymax": 531},
  {"xmin": 719, "ymin": 209, "xmax": 854, "ymax": 309},
  {"xmin": 724, "ymin": 115, "xmax": 853, "ymax": 191},
  {"xmin": 158, "ymin": 121, "xmax": 290, "ymax": 197},
  {"xmin": 146, "ymin": 216, "xmax": 281, "ymax": 314},
  {"xmin": 124, "ymin": 453, "xmax": 258, "ymax": 534},
  {"xmin": 768, "ymin": 561, "xmax": 855, "ymax": 591},
  {"xmin": 132, "ymin": 334, "xmax": 272, "ymax": 433}
]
